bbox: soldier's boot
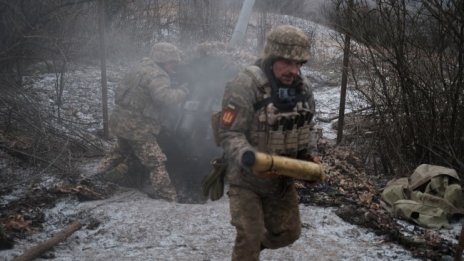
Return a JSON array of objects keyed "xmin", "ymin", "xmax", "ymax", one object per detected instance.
[
  {"xmin": 140, "ymin": 182, "xmax": 177, "ymax": 202},
  {"xmin": 96, "ymin": 145, "xmax": 125, "ymax": 171},
  {"xmin": 145, "ymin": 163, "xmax": 177, "ymax": 202},
  {"xmin": 98, "ymin": 162, "xmax": 129, "ymax": 185},
  {"xmin": 156, "ymin": 185, "xmax": 178, "ymax": 202}
]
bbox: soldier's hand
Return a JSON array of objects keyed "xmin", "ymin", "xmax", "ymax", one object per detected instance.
[
  {"xmin": 307, "ymin": 155, "xmax": 325, "ymax": 183},
  {"xmin": 309, "ymin": 155, "xmax": 321, "ymax": 164},
  {"xmin": 179, "ymin": 83, "xmax": 189, "ymax": 94},
  {"xmin": 252, "ymin": 170, "xmax": 280, "ymax": 178}
]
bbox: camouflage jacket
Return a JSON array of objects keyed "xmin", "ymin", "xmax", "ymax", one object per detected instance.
[
  {"xmin": 218, "ymin": 64, "xmax": 318, "ymax": 193},
  {"xmin": 110, "ymin": 58, "xmax": 187, "ymax": 140}
]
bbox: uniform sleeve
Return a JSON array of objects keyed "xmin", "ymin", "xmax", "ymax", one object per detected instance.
[
  {"xmin": 218, "ymin": 72, "xmax": 256, "ymax": 167},
  {"xmin": 146, "ymin": 73, "xmax": 187, "ymax": 106},
  {"xmin": 304, "ymin": 81, "xmax": 319, "ymax": 158}
]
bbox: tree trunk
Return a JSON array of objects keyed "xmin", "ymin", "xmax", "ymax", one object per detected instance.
[
  {"xmin": 456, "ymin": 222, "xmax": 464, "ymax": 261},
  {"xmin": 337, "ymin": 34, "xmax": 351, "ymax": 144},
  {"xmin": 98, "ymin": 0, "xmax": 109, "ymax": 139},
  {"xmin": 336, "ymin": 0, "xmax": 353, "ymax": 145}
]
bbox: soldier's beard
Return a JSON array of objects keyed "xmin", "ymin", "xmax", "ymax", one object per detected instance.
[{"xmin": 276, "ymin": 75, "xmax": 295, "ymax": 87}]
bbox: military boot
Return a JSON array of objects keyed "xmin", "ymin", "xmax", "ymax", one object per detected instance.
[{"xmin": 98, "ymin": 162, "xmax": 129, "ymax": 185}]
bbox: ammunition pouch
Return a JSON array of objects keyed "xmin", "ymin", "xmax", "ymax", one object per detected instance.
[{"xmin": 202, "ymin": 156, "xmax": 228, "ymax": 201}]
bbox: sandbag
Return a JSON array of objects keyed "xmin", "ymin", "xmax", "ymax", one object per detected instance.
[
  {"xmin": 409, "ymin": 164, "xmax": 459, "ymax": 190},
  {"xmin": 381, "ymin": 177, "xmax": 409, "ymax": 213},
  {"xmin": 381, "ymin": 164, "xmax": 464, "ymax": 229},
  {"xmin": 393, "ymin": 199, "xmax": 451, "ymax": 229}
]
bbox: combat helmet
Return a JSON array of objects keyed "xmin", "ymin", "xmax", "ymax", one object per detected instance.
[
  {"xmin": 151, "ymin": 42, "xmax": 181, "ymax": 63},
  {"xmin": 263, "ymin": 25, "xmax": 310, "ymax": 62}
]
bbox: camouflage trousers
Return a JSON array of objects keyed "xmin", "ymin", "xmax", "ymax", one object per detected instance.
[
  {"xmin": 227, "ymin": 185, "xmax": 301, "ymax": 261},
  {"xmin": 99, "ymin": 137, "xmax": 177, "ymax": 201}
]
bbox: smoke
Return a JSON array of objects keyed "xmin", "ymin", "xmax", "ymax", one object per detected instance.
[{"xmin": 156, "ymin": 46, "xmax": 241, "ymax": 203}]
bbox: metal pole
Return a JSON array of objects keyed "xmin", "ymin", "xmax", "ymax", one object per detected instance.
[{"xmin": 229, "ymin": 0, "xmax": 256, "ymax": 47}]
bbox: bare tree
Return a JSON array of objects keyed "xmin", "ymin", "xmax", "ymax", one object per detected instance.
[
  {"xmin": 178, "ymin": 0, "xmax": 224, "ymax": 45},
  {"xmin": 325, "ymin": 0, "xmax": 464, "ymax": 175},
  {"xmin": 0, "ymin": 1, "xmax": 105, "ymax": 172}
]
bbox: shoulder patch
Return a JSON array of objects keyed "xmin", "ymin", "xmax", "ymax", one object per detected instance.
[{"xmin": 221, "ymin": 106, "xmax": 236, "ymax": 127}]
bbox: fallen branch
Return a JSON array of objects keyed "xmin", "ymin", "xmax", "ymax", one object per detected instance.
[
  {"xmin": 317, "ymin": 106, "xmax": 372, "ymax": 123},
  {"xmin": 12, "ymin": 221, "xmax": 82, "ymax": 261}
]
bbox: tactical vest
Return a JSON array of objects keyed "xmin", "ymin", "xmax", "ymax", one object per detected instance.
[{"xmin": 245, "ymin": 65, "xmax": 314, "ymax": 158}]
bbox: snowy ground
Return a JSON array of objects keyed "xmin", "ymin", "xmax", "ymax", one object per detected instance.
[
  {"xmin": 2, "ymin": 188, "xmax": 420, "ymax": 261},
  {"xmin": 312, "ymin": 85, "xmax": 364, "ymax": 140}
]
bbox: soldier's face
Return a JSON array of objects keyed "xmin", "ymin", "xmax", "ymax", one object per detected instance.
[
  {"xmin": 272, "ymin": 59, "xmax": 304, "ymax": 85},
  {"xmin": 162, "ymin": 61, "xmax": 178, "ymax": 76}
]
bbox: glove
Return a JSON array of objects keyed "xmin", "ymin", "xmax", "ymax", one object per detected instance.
[
  {"xmin": 202, "ymin": 157, "xmax": 227, "ymax": 201},
  {"xmin": 307, "ymin": 155, "xmax": 325, "ymax": 183},
  {"xmin": 253, "ymin": 170, "xmax": 281, "ymax": 178},
  {"xmin": 179, "ymin": 83, "xmax": 189, "ymax": 95},
  {"xmin": 309, "ymin": 155, "xmax": 321, "ymax": 164}
]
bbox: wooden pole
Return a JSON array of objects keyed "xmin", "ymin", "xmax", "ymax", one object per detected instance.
[{"xmin": 13, "ymin": 221, "xmax": 82, "ymax": 261}]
